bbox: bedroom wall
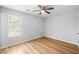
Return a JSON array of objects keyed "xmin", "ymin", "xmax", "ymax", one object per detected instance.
[
  {"xmin": 78, "ymin": 11, "xmax": 79, "ymax": 34},
  {"xmin": 0, "ymin": 7, "xmax": 44, "ymax": 48},
  {"xmin": 77, "ymin": 11, "xmax": 79, "ymax": 43},
  {"xmin": 45, "ymin": 11, "xmax": 78, "ymax": 44},
  {"xmin": 0, "ymin": 7, "xmax": 1, "ymax": 47}
]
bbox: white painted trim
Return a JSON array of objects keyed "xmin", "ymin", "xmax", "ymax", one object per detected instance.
[
  {"xmin": 0, "ymin": 36, "xmax": 43, "ymax": 48},
  {"xmin": 46, "ymin": 36, "xmax": 79, "ymax": 46}
]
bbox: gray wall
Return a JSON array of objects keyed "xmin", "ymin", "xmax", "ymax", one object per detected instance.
[
  {"xmin": 45, "ymin": 11, "xmax": 78, "ymax": 43},
  {"xmin": 77, "ymin": 11, "xmax": 79, "ymax": 43},
  {"xmin": 78, "ymin": 11, "xmax": 79, "ymax": 33},
  {"xmin": 0, "ymin": 7, "xmax": 44, "ymax": 47},
  {"xmin": 0, "ymin": 7, "xmax": 1, "ymax": 47}
]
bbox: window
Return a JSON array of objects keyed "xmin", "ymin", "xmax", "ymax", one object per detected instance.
[{"xmin": 8, "ymin": 14, "xmax": 22, "ymax": 37}]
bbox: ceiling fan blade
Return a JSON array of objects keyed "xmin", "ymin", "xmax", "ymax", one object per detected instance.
[
  {"xmin": 38, "ymin": 5, "xmax": 44, "ymax": 10},
  {"xmin": 39, "ymin": 12, "xmax": 42, "ymax": 15},
  {"xmin": 47, "ymin": 7, "xmax": 54, "ymax": 10},
  {"xmin": 38, "ymin": 5, "xmax": 42, "ymax": 8},
  {"xmin": 45, "ymin": 11, "xmax": 50, "ymax": 14}
]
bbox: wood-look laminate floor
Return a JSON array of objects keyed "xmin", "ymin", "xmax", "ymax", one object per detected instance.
[{"xmin": 0, "ymin": 37, "xmax": 78, "ymax": 54}]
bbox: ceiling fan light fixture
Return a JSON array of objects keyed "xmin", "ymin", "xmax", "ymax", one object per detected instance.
[{"xmin": 41, "ymin": 10, "xmax": 45, "ymax": 14}]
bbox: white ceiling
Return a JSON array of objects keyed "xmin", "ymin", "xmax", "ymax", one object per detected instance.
[{"xmin": 1, "ymin": 5, "xmax": 79, "ymax": 18}]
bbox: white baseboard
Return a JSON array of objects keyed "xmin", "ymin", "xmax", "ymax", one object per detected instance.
[
  {"xmin": 0, "ymin": 36, "xmax": 43, "ymax": 48},
  {"xmin": 46, "ymin": 36, "xmax": 79, "ymax": 46}
]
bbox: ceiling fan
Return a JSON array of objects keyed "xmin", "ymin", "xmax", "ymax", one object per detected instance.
[{"xmin": 27, "ymin": 5, "xmax": 54, "ymax": 15}]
